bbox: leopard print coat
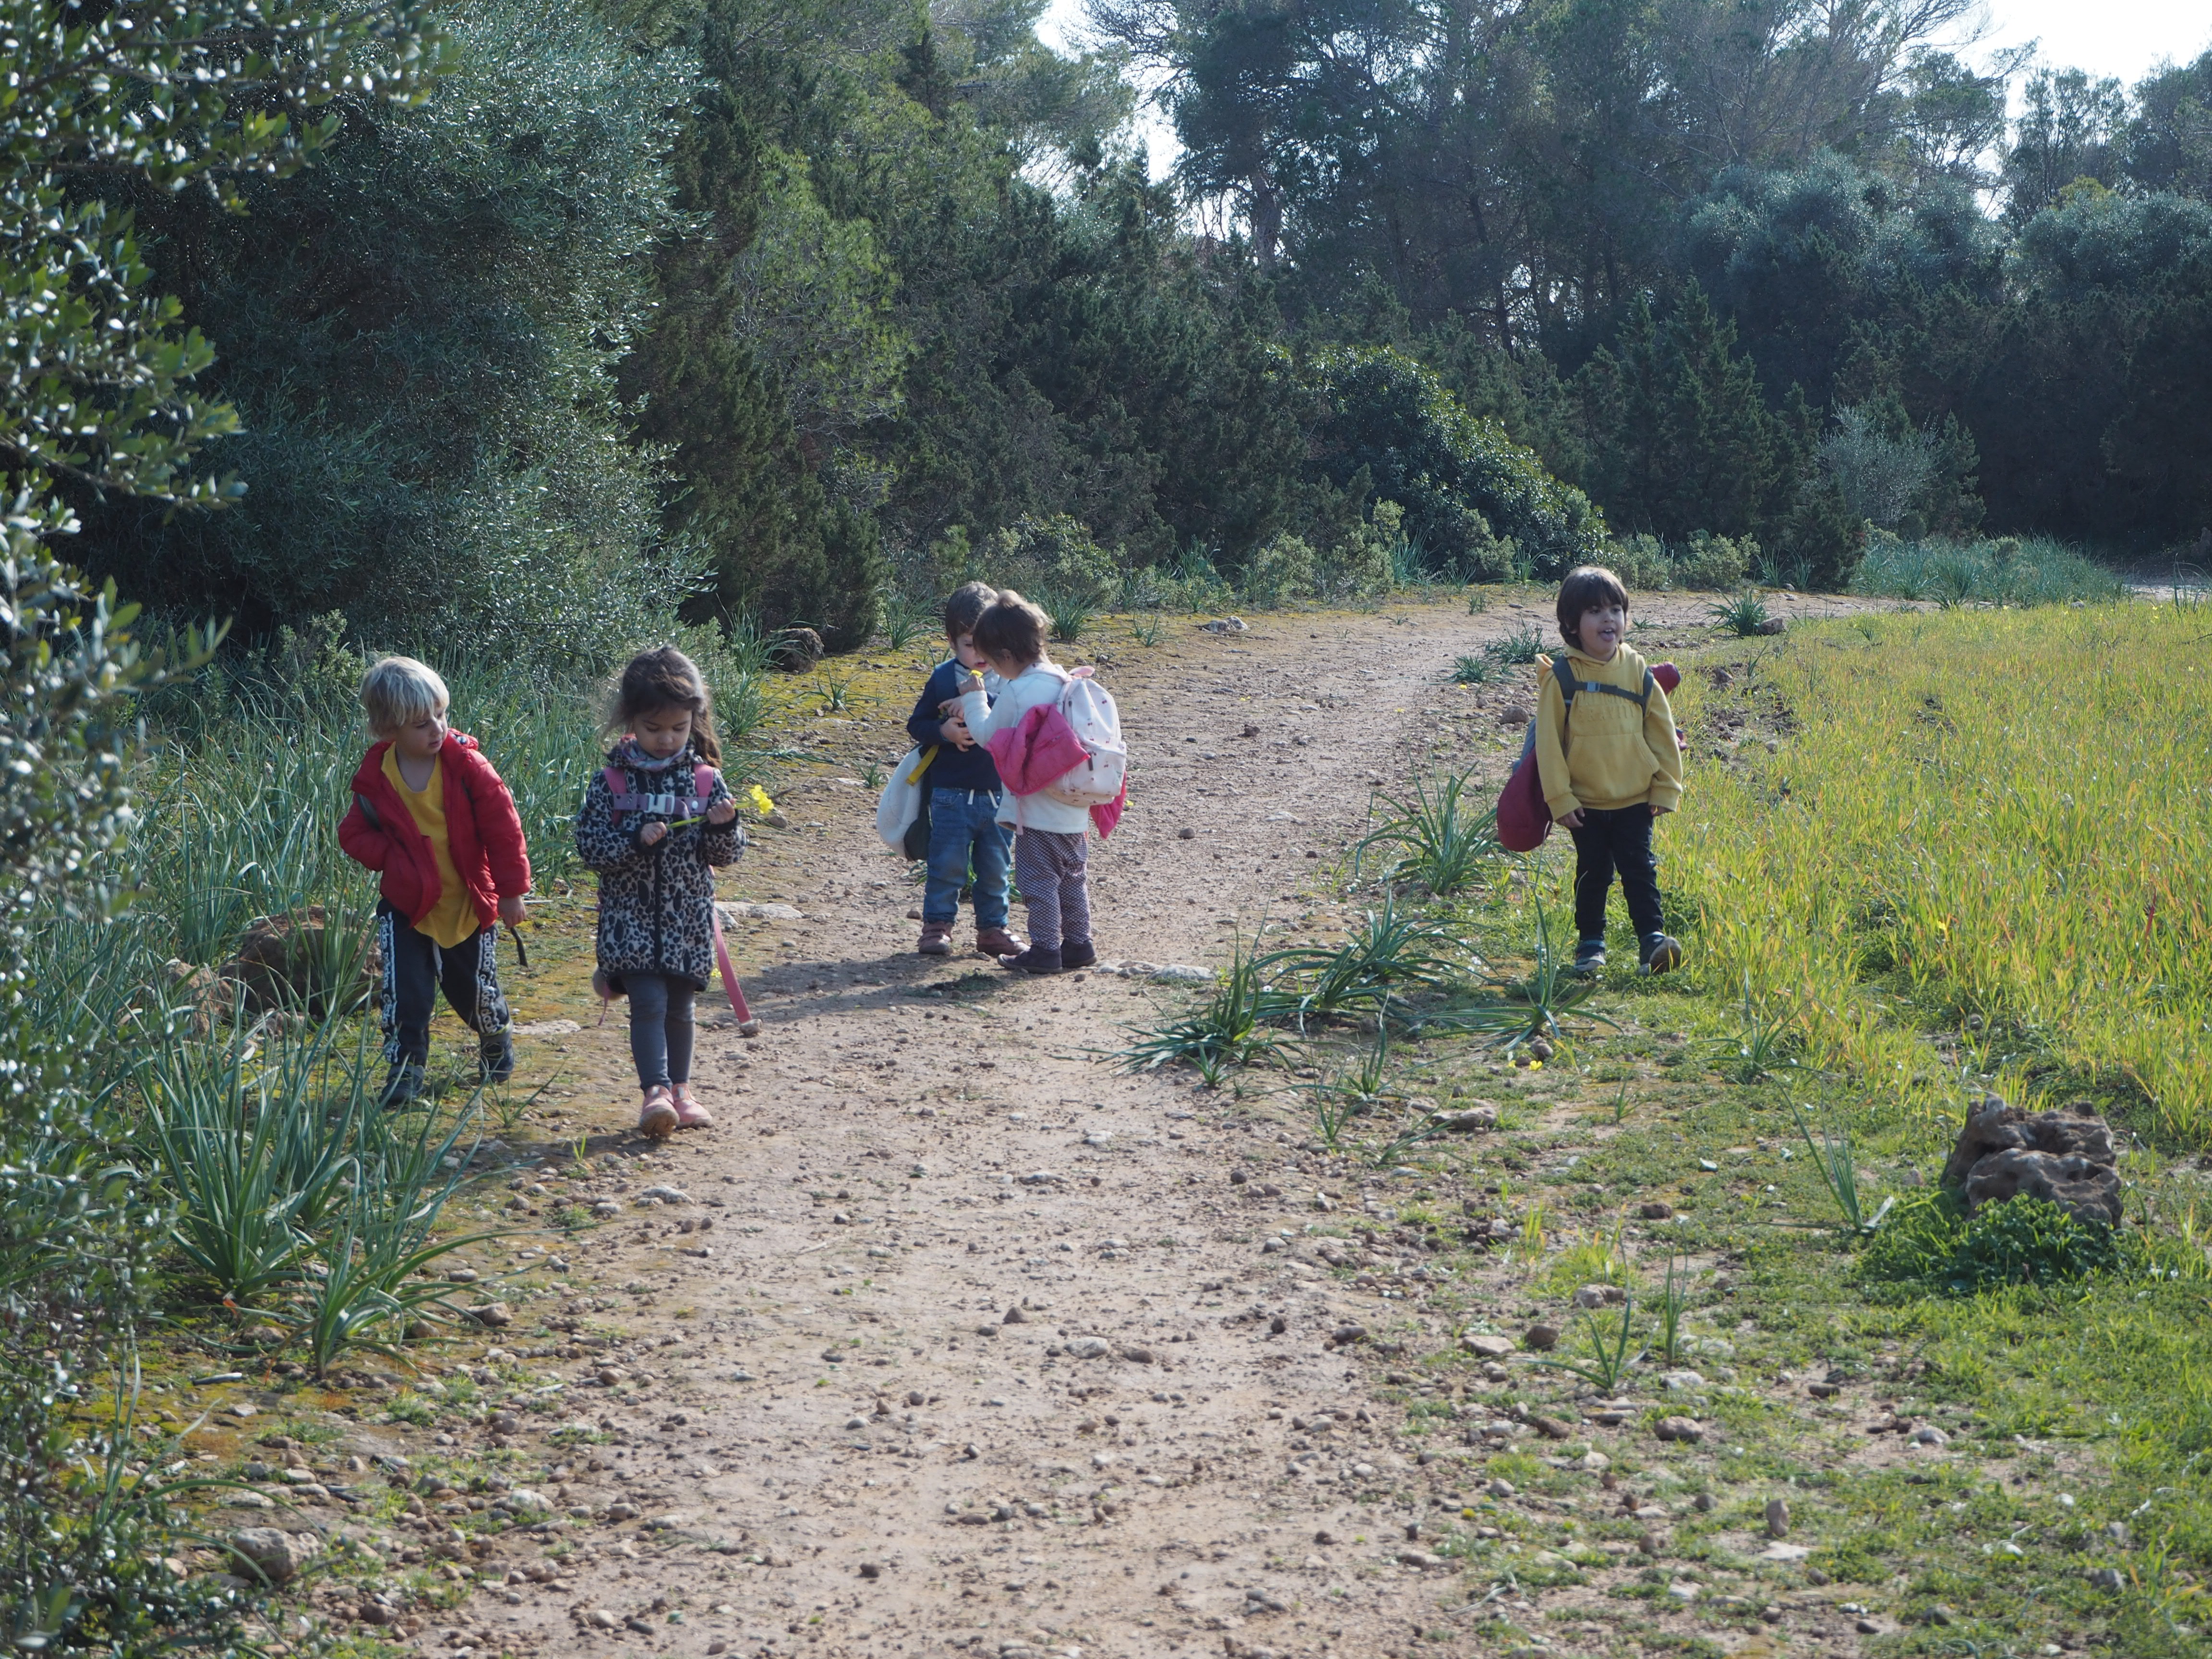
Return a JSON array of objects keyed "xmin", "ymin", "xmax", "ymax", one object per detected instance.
[{"xmin": 574, "ymin": 745, "xmax": 744, "ymax": 991}]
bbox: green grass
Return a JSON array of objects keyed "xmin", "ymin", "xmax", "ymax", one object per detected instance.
[
  {"xmin": 1852, "ymin": 533, "xmax": 2128, "ymax": 607},
  {"xmin": 1037, "ymin": 589, "xmax": 1094, "ymax": 643},
  {"xmin": 1671, "ymin": 605, "xmax": 2212, "ymax": 1142}
]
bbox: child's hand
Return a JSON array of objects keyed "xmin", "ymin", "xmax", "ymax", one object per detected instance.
[
  {"xmin": 497, "ymin": 894, "xmax": 527, "ymax": 927},
  {"xmin": 706, "ymin": 799, "xmax": 737, "ymax": 826},
  {"xmin": 1558, "ymin": 807, "xmax": 1585, "ymax": 829},
  {"xmin": 939, "ymin": 715, "xmax": 974, "ymax": 750},
  {"xmin": 639, "ymin": 821, "xmax": 668, "ymax": 847},
  {"xmin": 1650, "ymin": 803, "xmax": 1670, "ymax": 817}
]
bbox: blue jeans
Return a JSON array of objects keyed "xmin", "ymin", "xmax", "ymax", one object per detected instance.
[{"xmin": 923, "ymin": 788, "xmax": 1013, "ymax": 929}]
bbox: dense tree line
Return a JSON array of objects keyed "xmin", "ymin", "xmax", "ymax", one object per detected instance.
[{"xmin": 62, "ymin": 0, "xmax": 2212, "ymax": 649}]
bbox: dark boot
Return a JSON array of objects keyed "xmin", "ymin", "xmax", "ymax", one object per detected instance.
[
  {"xmin": 1000, "ymin": 945, "xmax": 1063, "ymax": 975},
  {"xmin": 480, "ymin": 1030, "xmax": 516, "ymax": 1085},
  {"xmin": 380, "ymin": 1061, "xmax": 427, "ymax": 1111},
  {"xmin": 1058, "ymin": 938, "xmax": 1097, "ymax": 971}
]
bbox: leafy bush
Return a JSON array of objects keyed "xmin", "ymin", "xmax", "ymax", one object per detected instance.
[
  {"xmin": 78, "ymin": 0, "xmax": 701, "ymax": 670},
  {"xmin": 1244, "ymin": 531, "xmax": 1319, "ymax": 608},
  {"xmin": 1305, "ymin": 347, "xmax": 1608, "ymax": 580},
  {"xmin": 1608, "ymin": 531, "xmax": 1754, "ymax": 591},
  {"xmin": 1860, "ymin": 1193, "xmax": 2130, "ymax": 1293},
  {"xmin": 1675, "ymin": 532, "xmax": 1755, "ymax": 590}
]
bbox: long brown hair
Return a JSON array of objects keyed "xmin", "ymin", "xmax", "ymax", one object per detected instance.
[{"xmin": 606, "ymin": 646, "xmax": 722, "ymax": 765}]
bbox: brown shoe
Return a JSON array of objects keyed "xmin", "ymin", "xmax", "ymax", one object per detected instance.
[
  {"xmin": 974, "ymin": 926, "xmax": 1025, "ymax": 958},
  {"xmin": 917, "ymin": 922, "xmax": 954, "ymax": 956}
]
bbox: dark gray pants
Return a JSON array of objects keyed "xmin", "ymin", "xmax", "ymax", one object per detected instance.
[
  {"xmin": 626, "ymin": 973, "xmax": 696, "ymax": 1088},
  {"xmin": 1013, "ymin": 829, "xmax": 1090, "ymax": 952}
]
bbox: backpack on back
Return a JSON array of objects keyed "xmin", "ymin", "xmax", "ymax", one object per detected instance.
[
  {"xmin": 1038, "ymin": 667, "xmax": 1127, "ymax": 808},
  {"xmin": 1495, "ymin": 655, "xmax": 1676, "ymax": 853}
]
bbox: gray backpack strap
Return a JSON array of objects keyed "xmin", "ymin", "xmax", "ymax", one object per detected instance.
[
  {"xmin": 1552, "ymin": 653, "xmax": 1578, "ymax": 718},
  {"xmin": 1565, "ymin": 660, "xmax": 1654, "ymax": 711}
]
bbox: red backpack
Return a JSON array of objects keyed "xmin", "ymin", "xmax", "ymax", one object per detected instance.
[{"xmin": 1496, "ymin": 657, "xmax": 1680, "ymax": 852}]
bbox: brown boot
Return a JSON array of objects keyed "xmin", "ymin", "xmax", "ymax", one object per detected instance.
[
  {"xmin": 917, "ymin": 922, "xmax": 954, "ymax": 956},
  {"xmin": 974, "ymin": 925, "xmax": 1024, "ymax": 958}
]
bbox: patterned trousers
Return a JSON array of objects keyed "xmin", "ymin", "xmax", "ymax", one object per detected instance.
[
  {"xmin": 1012, "ymin": 829, "xmax": 1090, "ymax": 952},
  {"xmin": 377, "ymin": 902, "xmax": 511, "ymax": 1067}
]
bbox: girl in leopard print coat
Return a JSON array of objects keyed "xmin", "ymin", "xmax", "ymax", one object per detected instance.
[{"xmin": 576, "ymin": 648, "xmax": 745, "ymax": 1138}]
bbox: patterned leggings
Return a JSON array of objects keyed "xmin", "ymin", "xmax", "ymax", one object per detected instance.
[
  {"xmin": 377, "ymin": 902, "xmax": 510, "ymax": 1067},
  {"xmin": 1013, "ymin": 829, "xmax": 1090, "ymax": 952}
]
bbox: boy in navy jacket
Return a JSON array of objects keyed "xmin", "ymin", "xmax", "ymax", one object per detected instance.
[{"xmin": 904, "ymin": 582, "xmax": 1023, "ymax": 957}]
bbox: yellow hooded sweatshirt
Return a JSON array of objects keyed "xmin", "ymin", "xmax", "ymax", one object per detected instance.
[{"xmin": 1534, "ymin": 643, "xmax": 1684, "ymax": 822}]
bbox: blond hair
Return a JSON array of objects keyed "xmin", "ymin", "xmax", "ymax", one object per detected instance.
[{"xmin": 360, "ymin": 655, "xmax": 450, "ymax": 736}]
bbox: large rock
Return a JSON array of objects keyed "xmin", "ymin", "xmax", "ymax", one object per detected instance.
[
  {"xmin": 1941, "ymin": 1093, "xmax": 2120, "ymax": 1226},
  {"xmin": 226, "ymin": 1527, "xmax": 320, "ymax": 1586}
]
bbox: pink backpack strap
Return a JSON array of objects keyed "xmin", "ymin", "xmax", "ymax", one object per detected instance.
[{"xmin": 605, "ymin": 760, "xmax": 720, "ymax": 823}]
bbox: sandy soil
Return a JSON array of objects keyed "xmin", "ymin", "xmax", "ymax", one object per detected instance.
[{"xmin": 323, "ymin": 592, "xmax": 1872, "ymax": 1659}]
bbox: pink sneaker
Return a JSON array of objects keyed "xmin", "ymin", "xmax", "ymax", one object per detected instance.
[
  {"xmin": 672, "ymin": 1084, "xmax": 713, "ymax": 1130},
  {"xmin": 638, "ymin": 1085, "xmax": 677, "ymax": 1139}
]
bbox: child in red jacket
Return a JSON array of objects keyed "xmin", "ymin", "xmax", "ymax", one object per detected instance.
[{"xmin": 338, "ymin": 656, "xmax": 532, "ymax": 1106}]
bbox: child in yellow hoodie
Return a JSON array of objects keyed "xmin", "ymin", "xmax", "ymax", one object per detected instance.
[{"xmin": 1533, "ymin": 565, "xmax": 1685, "ymax": 977}]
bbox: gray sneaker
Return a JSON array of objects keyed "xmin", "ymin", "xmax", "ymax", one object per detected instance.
[
  {"xmin": 480, "ymin": 1031, "xmax": 516, "ymax": 1085},
  {"xmin": 1569, "ymin": 938, "xmax": 1607, "ymax": 977},
  {"xmin": 1639, "ymin": 934, "xmax": 1684, "ymax": 976}
]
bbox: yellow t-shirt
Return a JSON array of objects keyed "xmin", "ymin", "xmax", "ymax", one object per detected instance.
[{"xmin": 383, "ymin": 748, "xmax": 480, "ymax": 949}]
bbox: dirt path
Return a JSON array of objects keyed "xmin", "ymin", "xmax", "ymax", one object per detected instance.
[{"xmin": 360, "ymin": 593, "xmax": 1843, "ymax": 1659}]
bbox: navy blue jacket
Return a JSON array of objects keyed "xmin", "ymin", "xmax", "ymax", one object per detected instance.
[{"xmin": 905, "ymin": 660, "xmax": 1003, "ymax": 793}]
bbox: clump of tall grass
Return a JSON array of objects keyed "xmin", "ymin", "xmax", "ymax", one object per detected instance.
[
  {"xmin": 140, "ymin": 1011, "xmax": 495, "ymax": 1369},
  {"xmin": 1852, "ymin": 533, "xmax": 2127, "ymax": 608},
  {"xmin": 1708, "ymin": 589, "xmax": 1771, "ymax": 636},
  {"xmin": 1351, "ymin": 769, "xmax": 1501, "ymax": 896},
  {"xmin": 1262, "ymin": 898, "xmax": 1470, "ymax": 1028},
  {"xmin": 1038, "ymin": 590, "xmax": 1094, "ymax": 643},
  {"xmin": 1672, "ymin": 606, "xmax": 2212, "ymax": 1142},
  {"xmin": 1117, "ymin": 931, "xmax": 1296, "ymax": 1083}
]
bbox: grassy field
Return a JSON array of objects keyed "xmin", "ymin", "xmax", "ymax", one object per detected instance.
[{"xmin": 1668, "ymin": 603, "xmax": 2212, "ymax": 1146}]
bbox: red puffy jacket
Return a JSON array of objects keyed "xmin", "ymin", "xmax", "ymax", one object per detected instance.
[{"xmin": 338, "ymin": 732, "xmax": 531, "ymax": 929}]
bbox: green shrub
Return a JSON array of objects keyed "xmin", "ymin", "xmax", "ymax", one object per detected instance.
[
  {"xmin": 1304, "ymin": 347, "xmax": 1608, "ymax": 580},
  {"xmin": 1316, "ymin": 501, "xmax": 1400, "ymax": 598},
  {"xmin": 80, "ymin": 0, "xmax": 702, "ymax": 670},
  {"xmin": 1675, "ymin": 532, "xmax": 1755, "ymax": 589},
  {"xmin": 1860, "ymin": 1192, "xmax": 2139, "ymax": 1294},
  {"xmin": 1608, "ymin": 534, "xmax": 1671, "ymax": 589},
  {"xmin": 1244, "ymin": 531, "xmax": 1319, "ymax": 608}
]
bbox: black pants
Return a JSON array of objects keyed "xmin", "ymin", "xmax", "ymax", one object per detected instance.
[
  {"xmin": 377, "ymin": 902, "xmax": 510, "ymax": 1068},
  {"xmin": 1567, "ymin": 806, "xmax": 1665, "ymax": 942}
]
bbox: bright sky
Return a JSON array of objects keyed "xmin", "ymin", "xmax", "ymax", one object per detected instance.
[
  {"xmin": 1966, "ymin": 0, "xmax": 2211, "ymax": 86},
  {"xmin": 1034, "ymin": 0, "xmax": 2212, "ymax": 180}
]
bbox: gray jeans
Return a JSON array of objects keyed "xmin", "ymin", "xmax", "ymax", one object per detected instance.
[{"xmin": 626, "ymin": 973, "xmax": 696, "ymax": 1088}]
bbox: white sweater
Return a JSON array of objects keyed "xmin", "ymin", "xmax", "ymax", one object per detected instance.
[{"xmin": 959, "ymin": 661, "xmax": 1092, "ymax": 834}]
